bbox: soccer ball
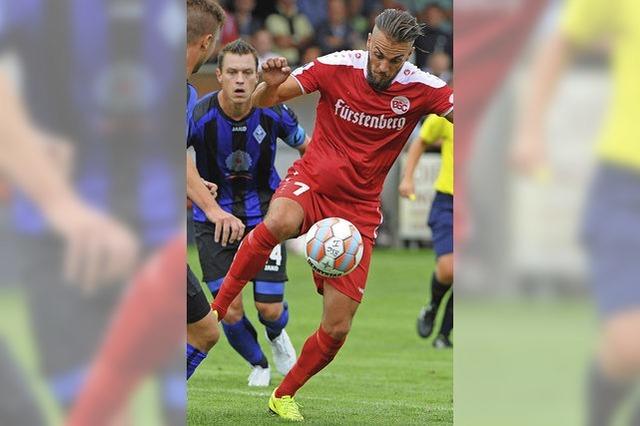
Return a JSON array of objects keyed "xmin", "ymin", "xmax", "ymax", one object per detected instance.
[{"xmin": 304, "ymin": 217, "xmax": 364, "ymax": 278}]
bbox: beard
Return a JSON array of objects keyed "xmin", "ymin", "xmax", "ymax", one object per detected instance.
[{"xmin": 366, "ymin": 59, "xmax": 395, "ymax": 92}]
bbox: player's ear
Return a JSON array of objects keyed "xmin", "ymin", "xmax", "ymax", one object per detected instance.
[
  {"xmin": 366, "ymin": 33, "xmax": 371, "ymax": 50},
  {"xmin": 215, "ymin": 66, "xmax": 222, "ymax": 83},
  {"xmin": 202, "ymin": 34, "xmax": 213, "ymax": 51}
]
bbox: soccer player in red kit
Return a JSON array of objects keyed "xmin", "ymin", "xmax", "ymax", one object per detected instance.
[{"xmin": 212, "ymin": 9, "xmax": 453, "ymax": 421}]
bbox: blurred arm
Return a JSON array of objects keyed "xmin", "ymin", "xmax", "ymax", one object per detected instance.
[
  {"xmin": 512, "ymin": 32, "xmax": 576, "ymax": 172},
  {"xmin": 0, "ymin": 74, "xmax": 82, "ymax": 219}
]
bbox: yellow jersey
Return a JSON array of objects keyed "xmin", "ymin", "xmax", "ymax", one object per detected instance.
[
  {"xmin": 419, "ymin": 114, "xmax": 454, "ymax": 195},
  {"xmin": 561, "ymin": 0, "xmax": 640, "ymax": 170}
]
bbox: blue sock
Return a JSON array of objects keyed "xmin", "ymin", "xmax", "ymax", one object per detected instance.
[
  {"xmin": 222, "ymin": 316, "xmax": 268, "ymax": 367},
  {"xmin": 186, "ymin": 343, "xmax": 207, "ymax": 380},
  {"xmin": 162, "ymin": 372, "xmax": 186, "ymax": 424},
  {"xmin": 259, "ymin": 301, "xmax": 289, "ymax": 341}
]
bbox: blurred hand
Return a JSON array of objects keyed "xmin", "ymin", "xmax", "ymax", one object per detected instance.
[
  {"xmin": 510, "ymin": 128, "xmax": 548, "ymax": 176},
  {"xmin": 47, "ymin": 198, "xmax": 139, "ymax": 295},
  {"xmin": 398, "ymin": 177, "xmax": 416, "ymax": 199},
  {"xmin": 202, "ymin": 179, "xmax": 217, "ymax": 198},
  {"xmin": 261, "ymin": 57, "xmax": 291, "ymax": 87},
  {"xmin": 207, "ymin": 208, "xmax": 245, "ymax": 246}
]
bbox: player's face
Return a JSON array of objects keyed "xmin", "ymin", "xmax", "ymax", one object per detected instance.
[
  {"xmin": 217, "ymin": 53, "xmax": 259, "ymax": 104},
  {"xmin": 366, "ymin": 29, "xmax": 413, "ymax": 92}
]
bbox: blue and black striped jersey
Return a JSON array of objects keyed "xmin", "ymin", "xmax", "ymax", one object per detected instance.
[{"xmin": 188, "ymin": 91, "xmax": 306, "ymax": 226}]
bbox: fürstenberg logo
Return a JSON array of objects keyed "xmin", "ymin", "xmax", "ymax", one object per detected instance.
[{"xmin": 334, "ymin": 99, "xmax": 406, "ymax": 131}]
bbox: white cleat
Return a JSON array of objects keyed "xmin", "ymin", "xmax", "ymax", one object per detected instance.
[
  {"xmin": 268, "ymin": 329, "xmax": 297, "ymax": 375},
  {"xmin": 247, "ymin": 365, "xmax": 271, "ymax": 387}
]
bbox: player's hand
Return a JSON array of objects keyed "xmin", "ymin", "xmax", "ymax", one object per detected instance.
[
  {"xmin": 46, "ymin": 197, "xmax": 140, "ymax": 294},
  {"xmin": 202, "ymin": 179, "xmax": 217, "ymax": 198},
  {"xmin": 398, "ymin": 177, "xmax": 416, "ymax": 200},
  {"xmin": 209, "ymin": 208, "xmax": 245, "ymax": 246},
  {"xmin": 261, "ymin": 57, "xmax": 291, "ymax": 87},
  {"xmin": 510, "ymin": 129, "xmax": 549, "ymax": 179}
]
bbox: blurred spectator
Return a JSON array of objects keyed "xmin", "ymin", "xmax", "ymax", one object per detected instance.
[
  {"xmin": 219, "ymin": 9, "xmax": 240, "ymax": 48},
  {"xmin": 348, "ymin": 0, "xmax": 370, "ymax": 36},
  {"xmin": 301, "ymin": 45, "xmax": 322, "ymax": 64},
  {"xmin": 232, "ymin": 0, "xmax": 263, "ymax": 40},
  {"xmin": 425, "ymin": 51, "xmax": 451, "ymax": 83},
  {"xmin": 414, "ymin": 2, "xmax": 452, "ymax": 70},
  {"xmin": 316, "ymin": 0, "xmax": 364, "ymax": 55},
  {"xmin": 253, "ymin": 29, "xmax": 279, "ymax": 66},
  {"xmin": 265, "ymin": 0, "xmax": 315, "ymax": 65},
  {"xmin": 299, "ymin": 0, "xmax": 329, "ymax": 29},
  {"xmin": 422, "ymin": 1, "xmax": 451, "ymax": 33}
]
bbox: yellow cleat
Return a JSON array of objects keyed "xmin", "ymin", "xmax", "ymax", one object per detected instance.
[{"xmin": 268, "ymin": 390, "xmax": 304, "ymax": 421}]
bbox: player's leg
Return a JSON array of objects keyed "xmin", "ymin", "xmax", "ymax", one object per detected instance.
[
  {"xmin": 418, "ymin": 192, "xmax": 453, "ymax": 338},
  {"xmin": 194, "ymin": 220, "xmax": 271, "ymax": 385},
  {"xmin": 255, "ymin": 283, "xmax": 296, "ymax": 376},
  {"xmin": 588, "ymin": 310, "xmax": 640, "ymax": 426},
  {"xmin": 212, "ymin": 196, "xmax": 306, "ymax": 319},
  {"xmin": 216, "ymin": 287, "xmax": 271, "ymax": 386},
  {"xmin": 68, "ymin": 235, "xmax": 185, "ymax": 425},
  {"xmin": 0, "ymin": 339, "xmax": 46, "ymax": 426},
  {"xmin": 433, "ymin": 291, "xmax": 453, "ymax": 348},
  {"xmin": 581, "ymin": 165, "xmax": 640, "ymax": 426},
  {"xmin": 269, "ymin": 284, "xmax": 358, "ymax": 420},
  {"xmin": 186, "ymin": 266, "xmax": 218, "ymax": 380},
  {"xmin": 254, "ymin": 243, "xmax": 296, "ymax": 375}
]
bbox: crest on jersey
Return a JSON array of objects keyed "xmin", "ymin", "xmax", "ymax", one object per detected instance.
[
  {"xmin": 253, "ymin": 124, "xmax": 266, "ymax": 144},
  {"xmin": 390, "ymin": 96, "xmax": 410, "ymax": 115},
  {"xmin": 225, "ymin": 150, "xmax": 252, "ymax": 172}
]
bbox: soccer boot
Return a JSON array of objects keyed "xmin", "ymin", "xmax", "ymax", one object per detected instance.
[
  {"xmin": 432, "ymin": 334, "xmax": 453, "ymax": 349},
  {"xmin": 247, "ymin": 365, "xmax": 270, "ymax": 386},
  {"xmin": 417, "ymin": 304, "xmax": 437, "ymax": 338},
  {"xmin": 268, "ymin": 390, "xmax": 304, "ymax": 421},
  {"xmin": 267, "ymin": 329, "xmax": 297, "ymax": 375}
]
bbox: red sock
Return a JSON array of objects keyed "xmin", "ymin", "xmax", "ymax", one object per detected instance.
[
  {"xmin": 212, "ymin": 223, "xmax": 279, "ymax": 319},
  {"xmin": 275, "ymin": 326, "xmax": 345, "ymax": 397}
]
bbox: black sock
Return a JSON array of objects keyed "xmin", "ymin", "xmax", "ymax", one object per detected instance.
[
  {"xmin": 439, "ymin": 291, "xmax": 453, "ymax": 337},
  {"xmin": 429, "ymin": 273, "xmax": 450, "ymax": 309},
  {"xmin": 587, "ymin": 362, "xmax": 632, "ymax": 426}
]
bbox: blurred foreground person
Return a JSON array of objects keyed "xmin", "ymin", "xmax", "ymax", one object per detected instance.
[
  {"xmin": 399, "ymin": 114, "xmax": 454, "ymax": 348},
  {"xmin": 512, "ymin": 0, "xmax": 640, "ymax": 424}
]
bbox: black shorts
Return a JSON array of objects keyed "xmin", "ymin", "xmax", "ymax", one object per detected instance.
[
  {"xmin": 187, "ymin": 265, "xmax": 211, "ymax": 324},
  {"xmin": 193, "ymin": 220, "xmax": 288, "ymax": 283}
]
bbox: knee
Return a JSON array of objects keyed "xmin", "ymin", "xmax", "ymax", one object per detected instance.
[
  {"xmin": 203, "ymin": 323, "xmax": 220, "ymax": 351},
  {"xmin": 256, "ymin": 302, "xmax": 283, "ymax": 322},
  {"xmin": 436, "ymin": 257, "xmax": 454, "ymax": 284},
  {"xmin": 223, "ymin": 298, "xmax": 244, "ymax": 324},
  {"xmin": 322, "ymin": 319, "xmax": 352, "ymax": 341},
  {"xmin": 601, "ymin": 318, "xmax": 640, "ymax": 376},
  {"xmin": 189, "ymin": 314, "xmax": 220, "ymax": 352},
  {"xmin": 264, "ymin": 208, "xmax": 301, "ymax": 241}
]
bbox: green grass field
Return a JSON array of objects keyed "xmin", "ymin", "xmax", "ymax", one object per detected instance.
[{"xmin": 187, "ymin": 247, "xmax": 453, "ymax": 425}]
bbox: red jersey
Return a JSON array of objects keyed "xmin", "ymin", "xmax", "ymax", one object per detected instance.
[{"xmin": 291, "ymin": 50, "xmax": 453, "ymax": 203}]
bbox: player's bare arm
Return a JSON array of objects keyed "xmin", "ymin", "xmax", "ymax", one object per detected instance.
[
  {"xmin": 188, "ymin": 156, "xmax": 244, "ymax": 246},
  {"xmin": 296, "ymin": 135, "xmax": 310, "ymax": 157},
  {"xmin": 252, "ymin": 57, "xmax": 302, "ymax": 108},
  {"xmin": 187, "ymin": 154, "xmax": 219, "ymax": 216},
  {"xmin": 0, "ymin": 74, "xmax": 139, "ymax": 292},
  {"xmin": 399, "ymin": 135, "xmax": 429, "ymax": 199},
  {"xmin": 511, "ymin": 31, "xmax": 574, "ymax": 174}
]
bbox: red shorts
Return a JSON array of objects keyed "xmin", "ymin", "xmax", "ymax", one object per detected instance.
[{"xmin": 273, "ymin": 167, "xmax": 382, "ymax": 303}]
